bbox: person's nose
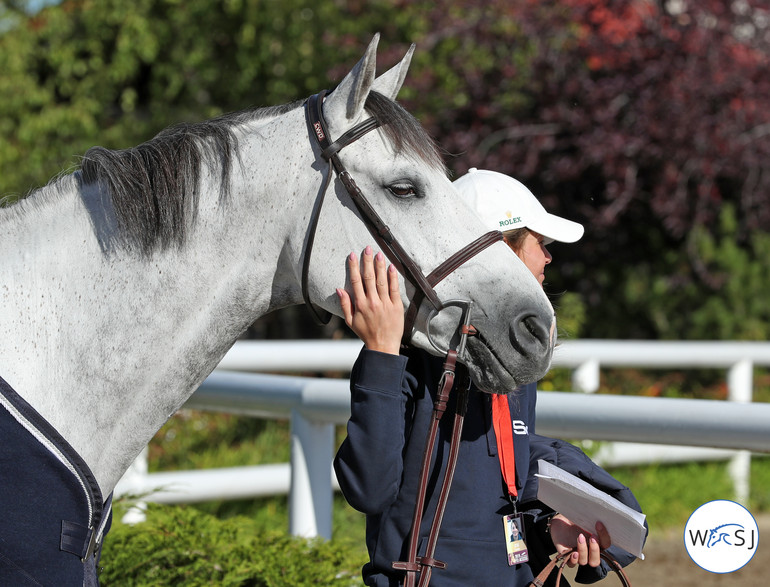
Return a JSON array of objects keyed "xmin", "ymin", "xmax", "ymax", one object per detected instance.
[{"xmin": 543, "ymin": 246, "xmax": 552, "ymax": 265}]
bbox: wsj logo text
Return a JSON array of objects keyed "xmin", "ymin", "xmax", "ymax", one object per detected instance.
[
  {"xmin": 687, "ymin": 523, "xmax": 756, "ymax": 551},
  {"xmin": 684, "ymin": 500, "xmax": 759, "ymax": 574}
]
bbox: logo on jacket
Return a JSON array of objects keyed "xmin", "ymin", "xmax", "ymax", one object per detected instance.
[
  {"xmin": 512, "ymin": 420, "xmax": 528, "ymax": 435},
  {"xmin": 684, "ymin": 500, "xmax": 758, "ymax": 573}
]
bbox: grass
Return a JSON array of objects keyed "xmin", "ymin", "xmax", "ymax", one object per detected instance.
[
  {"xmin": 141, "ymin": 410, "xmax": 368, "ymax": 559},
  {"xmin": 605, "ymin": 457, "xmax": 770, "ymax": 534},
  {"xmin": 101, "ymin": 502, "xmax": 366, "ymax": 586}
]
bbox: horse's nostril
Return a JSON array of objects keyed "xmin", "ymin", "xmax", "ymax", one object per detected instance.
[{"xmin": 510, "ymin": 313, "xmax": 550, "ymax": 357}]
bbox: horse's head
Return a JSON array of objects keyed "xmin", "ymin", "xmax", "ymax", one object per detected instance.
[
  {"xmin": 304, "ymin": 35, "xmax": 556, "ymax": 393},
  {"xmin": 707, "ymin": 524, "xmax": 742, "ymax": 548}
]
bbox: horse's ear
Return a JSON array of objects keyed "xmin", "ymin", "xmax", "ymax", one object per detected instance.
[
  {"xmin": 371, "ymin": 43, "xmax": 415, "ymax": 100},
  {"xmin": 324, "ymin": 33, "xmax": 379, "ymax": 124}
]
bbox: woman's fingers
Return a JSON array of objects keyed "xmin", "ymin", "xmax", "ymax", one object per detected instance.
[
  {"xmin": 340, "ymin": 247, "xmax": 404, "ymax": 355},
  {"xmin": 567, "ymin": 533, "xmax": 601, "ymax": 567},
  {"xmin": 551, "ymin": 515, "xmax": 612, "ymax": 569},
  {"xmin": 360, "ymin": 245, "xmax": 377, "ymax": 299},
  {"xmin": 336, "ymin": 287, "xmax": 353, "ymax": 326},
  {"xmin": 350, "ymin": 246, "xmax": 399, "ymax": 306},
  {"xmin": 567, "ymin": 533, "xmax": 586, "ymax": 567},
  {"xmin": 374, "ymin": 250, "xmax": 390, "ymax": 299},
  {"xmin": 388, "ymin": 264, "xmax": 402, "ymax": 306},
  {"xmin": 347, "ymin": 250, "xmax": 366, "ymax": 302},
  {"xmin": 350, "ymin": 246, "xmax": 389, "ymax": 301},
  {"xmin": 587, "ymin": 534, "xmax": 602, "ymax": 567}
]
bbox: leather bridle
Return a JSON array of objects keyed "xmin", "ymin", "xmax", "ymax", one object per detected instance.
[
  {"xmin": 303, "ymin": 90, "xmax": 503, "ymax": 586},
  {"xmin": 302, "ymin": 90, "xmax": 503, "ymax": 341}
]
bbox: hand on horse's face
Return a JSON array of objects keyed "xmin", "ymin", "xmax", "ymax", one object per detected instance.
[
  {"xmin": 337, "ymin": 246, "xmax": 404, "ymax": 355},
  {"xmin": 549, "ymin": 515, "xmax": 611, "ymax": 568}
]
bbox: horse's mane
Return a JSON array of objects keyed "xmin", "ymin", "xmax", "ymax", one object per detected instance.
[
  {"xmin": 79, "ymin": 102, "xmax": 301, "ymax": 255},
  {"xmin": 79, "ymin": 92, "xmax": 445, "ymax": 256}
]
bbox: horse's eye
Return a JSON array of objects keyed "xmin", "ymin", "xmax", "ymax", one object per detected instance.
[{"xmin": 388, "ymin": 182, "xmax": 418, "ymax": 199}]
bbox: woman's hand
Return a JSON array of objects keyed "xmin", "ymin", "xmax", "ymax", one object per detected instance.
[
  {"xmin": 337, "ymin": 246, "xmax": 404, "ymax": 355},
  {"xmin": 549, "ymin": 514, "xmax": 611, "ymax": 568}
]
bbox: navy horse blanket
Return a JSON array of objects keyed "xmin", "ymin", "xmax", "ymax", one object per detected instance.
[{"xmin": 1, "ymin": 376, "xmax": 111, "ymax": 586}]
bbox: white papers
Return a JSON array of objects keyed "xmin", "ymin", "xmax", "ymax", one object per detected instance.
[{"xmin": 535, "ymin": 460, "xmax": 646, "ymax": 559}]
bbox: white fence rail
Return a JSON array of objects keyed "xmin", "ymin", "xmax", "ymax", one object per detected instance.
[{"xmin": 116, "ymin": 340, "xmax": 770, "ymax": 538}]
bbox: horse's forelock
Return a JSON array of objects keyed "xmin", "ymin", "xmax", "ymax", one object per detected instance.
[{"xmin": 364, "ymin": 91, "xmax": 447, "ymax": 174}]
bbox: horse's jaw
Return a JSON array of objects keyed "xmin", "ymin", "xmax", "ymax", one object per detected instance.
[
  {"xmin": 409, "ymin": 316, "xmax": 555, "ymax": 394},
  {"xmin": 405, "ymin": 265, "xmax": 557, "ymax": 394}
]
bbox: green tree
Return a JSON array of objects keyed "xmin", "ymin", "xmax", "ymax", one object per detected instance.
[
  {"xmin": 0, "ymin": 0, "xmax": 383, "ymax": 200},
  {"xmin": 4, "ymin": 0, "xmax": 769, "ymax": 340},
  {"xmin": 386, "ymin": 0, "xmax": 770, "ymax": 340},
  {"xmin": 625, "ymin": 205, "xmax": 770, "ymax": 340}
]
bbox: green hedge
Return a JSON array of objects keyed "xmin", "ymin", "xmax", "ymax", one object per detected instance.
[{"xmin": 100, "ymin": 504, "xmax": 365, "ymax": 586}]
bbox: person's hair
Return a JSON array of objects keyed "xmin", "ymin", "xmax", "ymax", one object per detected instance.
[{"xmin": 502, "ymin": 228, "xmax": 529, "ymax": 253}]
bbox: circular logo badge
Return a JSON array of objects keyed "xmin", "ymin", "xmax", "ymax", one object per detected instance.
[{"xmin": 684, "ymin": 500, "xmax": 759, "ymax": 573}]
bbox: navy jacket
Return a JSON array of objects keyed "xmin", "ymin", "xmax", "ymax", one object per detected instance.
[
  {"xmin": 333, "ymin": 348, "xmax": 644, "ymax": 586},
  {"xmin": 1, "ymin": 376, "xmax": 110, "ymax": 587}
]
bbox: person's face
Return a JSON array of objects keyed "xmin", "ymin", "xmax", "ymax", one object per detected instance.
[{"xmin": 505, "ymin": 230, "xmax": 552, "ymax": 285}]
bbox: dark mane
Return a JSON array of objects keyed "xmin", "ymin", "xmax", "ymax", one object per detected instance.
[
  {"xmin": 80, "ymin": 102, "xmax": 302, "ymax": 255},
  {"xmin": 79, "ymin": 92, "xmax": 444, "ymax": 255}
]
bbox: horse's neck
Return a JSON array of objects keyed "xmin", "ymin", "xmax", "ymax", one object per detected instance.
[{"xmin": 0, "ymin": 142, "xmax": 306, "ymax": 495}]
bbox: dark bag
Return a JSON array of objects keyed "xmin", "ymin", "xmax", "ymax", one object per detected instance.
[{"xmin": 529, "ymin": 549, "xmax": 631, "ymax": 587}]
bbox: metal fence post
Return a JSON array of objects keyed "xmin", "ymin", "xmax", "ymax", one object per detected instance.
[
  {"xmin": 572, "ymin": 359, "xmax": 600, "ymax": 393},
  {"xmin": 727, "ymin": 359, "xmax": 753, "ymax": 505},
  {"xmin": 121, "ymin": 447, "xmax": 149, "ymax": 524},
  {"xmin": 289, "ymin": 409, "xmax": 335, "ymax": 539}
]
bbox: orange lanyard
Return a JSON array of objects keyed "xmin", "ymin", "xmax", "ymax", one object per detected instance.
[{"xmin": 491, "ymin": 394, "xmax": 518, "ymax": 498}]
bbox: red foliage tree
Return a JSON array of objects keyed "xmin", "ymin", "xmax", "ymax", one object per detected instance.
[{"xmin": 368, "ymin": 0, "xmax": 770, "ymax": 337}]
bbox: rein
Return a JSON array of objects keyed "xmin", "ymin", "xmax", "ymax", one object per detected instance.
[
  {"xmin": 392, "ymin": 304, "xmax": 475, "ymax": 587},
  {"xmin": 530, "ymin": 549, "xmax": 632, "ymax": 587},
  {"xmin": 303, "ymin": 90, "xmax": 502, "ymax": 586}
]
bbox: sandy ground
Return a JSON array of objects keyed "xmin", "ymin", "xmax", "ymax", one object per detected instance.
[{"xmin": 560, "ymin": 515, "xmax": 768, "ymax": 587}]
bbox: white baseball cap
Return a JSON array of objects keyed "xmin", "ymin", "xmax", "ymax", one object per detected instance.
[{"xmin": 453, "ymin": 168, "xmax": 584, "ymax": 243}]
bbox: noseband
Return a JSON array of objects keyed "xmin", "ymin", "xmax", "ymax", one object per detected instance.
[{"xmin": 302, "ymin": 90, "xmax": 503, "ymax": 345}]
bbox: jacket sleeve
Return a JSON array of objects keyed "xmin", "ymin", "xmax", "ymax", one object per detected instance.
[
  {"xmin": 522, "ymin": 434, "xmax": 649, "ymax": 584},
  {"xmin": 333, "ymin": 348, "xmax": 413, "ymax": 514}
]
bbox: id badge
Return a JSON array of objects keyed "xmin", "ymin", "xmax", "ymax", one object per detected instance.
[{"xmin": 503, "ymin": 513, "xmax": 529, "ymax": 565}]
